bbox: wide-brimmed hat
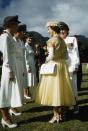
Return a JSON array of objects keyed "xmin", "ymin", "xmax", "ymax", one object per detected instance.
[{"xmin": 3, "ymin": 15, "xmax": 21, "ymax": 27}]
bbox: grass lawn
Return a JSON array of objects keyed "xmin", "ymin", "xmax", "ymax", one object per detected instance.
[{"xmin": 0, "ymin": 64, "xmax": 88, "ymax": 131}]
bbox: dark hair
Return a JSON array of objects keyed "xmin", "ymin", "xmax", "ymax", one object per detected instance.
[
  {"xmin": 25, "ymin": 32, "xmax": 33, "ymax": 39},
  {"xmin": 59, "ymin": 22, "xmax": 69, "ymax": 32},
  {"xmin": 50, "ymin": 26, "xmax": 60, "ymax": 34},
  {"xmin": 17, "ymin": 24, "xmax": 26, "ymax": 32},
  {"xmin": 60, "ymin": 26, "xmax": 69, "ymax": 32}
]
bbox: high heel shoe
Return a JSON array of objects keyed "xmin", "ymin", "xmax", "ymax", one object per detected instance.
[
  {"xmin": 24, "ymin": 95, "xmax": 31, "ymax": 99},
  {"xmin": 49, "ymin": 116, "xmax": 58, "ymax": 123},
  {"xmin": 9, "ymin": 109, "xmax": 22, "ymax": 116},
  {"xmin": 1, "ymin": 118, "xmax": 17, "ymax": 128}
]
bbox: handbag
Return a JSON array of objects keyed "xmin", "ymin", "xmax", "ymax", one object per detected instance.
[{"xmin": 40, "ymin": 62, "xmax": 57, "ymax": 75}]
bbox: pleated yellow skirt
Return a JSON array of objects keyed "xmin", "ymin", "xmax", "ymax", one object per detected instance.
[{"xmin": 34, "ymin": 60, "xmax": 76, "ymax": 107}]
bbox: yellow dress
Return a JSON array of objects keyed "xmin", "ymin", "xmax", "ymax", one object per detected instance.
[{"xmin": 35, "ymin": 36, "xmax": 76, "ymax": 106}]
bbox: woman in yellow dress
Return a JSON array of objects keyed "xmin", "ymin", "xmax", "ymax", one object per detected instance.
[{"xmin": 35, "ymin": 21, "xmax": 76, "ymax": 123}]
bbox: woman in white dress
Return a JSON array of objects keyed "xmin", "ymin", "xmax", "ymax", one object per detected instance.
[
  {"xmin": 25, "ymin": 34, "xmax": 37, "ymax": 94},
  {"xmin": 0, "ymin": 16, "xmax": 21, "ymax": 128}
]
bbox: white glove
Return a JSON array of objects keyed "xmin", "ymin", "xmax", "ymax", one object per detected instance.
[{"xmin": 46, "ymin": 47, "xmax": 54, "ymax": 62}]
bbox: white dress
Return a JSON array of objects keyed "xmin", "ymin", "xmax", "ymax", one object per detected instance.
[
  {"xmin": 64, "ymin": 36, "xmax": 80, "ymax": 97},
  {"xmin": 25, "ymin": 43, "xmax": 37, "ymax": 87},
  {"xmin": 0, "ymin": 30, "xmax": 18, "ymax": 108},
  {"xmin": 11, "ymin": 37, "xmax": 26, "ymax": 108}
]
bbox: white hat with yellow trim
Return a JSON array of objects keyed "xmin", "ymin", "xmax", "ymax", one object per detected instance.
[{"xmin": 46, "ymin": 21, "xmax": 59, "ymax": 27}]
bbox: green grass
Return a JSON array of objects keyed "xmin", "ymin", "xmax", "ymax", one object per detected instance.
[{"xmin": 0, "ymin": 64, "xmax": 88, "ymax": 131}]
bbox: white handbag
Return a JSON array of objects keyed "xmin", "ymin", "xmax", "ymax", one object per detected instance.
[{"xmin": 40, "ymin": 62, "xmax": 57, "ymax": 75}]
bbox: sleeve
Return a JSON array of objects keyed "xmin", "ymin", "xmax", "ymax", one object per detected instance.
[
  {"xmin": 25, "ymin": 47, "xmax": 31, "ymax": 71},
  {"xmin": 3, "ymin": 35, "xmax": 13, "ymax": 72},
  {"xmin": 46, "ymin": 46, "xmax": 54, "ymax": 62}
]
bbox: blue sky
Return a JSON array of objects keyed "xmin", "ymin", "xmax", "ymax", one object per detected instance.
[
  {"xmin": 0, "ymin": 0, "xmax": 12, "ymax": 8},
  {"xmin": 0, "ymin": 0, "xmax": 88, "ymax": 37}
]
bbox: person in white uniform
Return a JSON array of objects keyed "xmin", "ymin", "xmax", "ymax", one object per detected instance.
[
  {"xmin": 59, "ymin": 22, "xmax": 80, "ymax": 113},
  {"xmin": 25, "ymin": 34, "xmax": 37, "ymax": 95},
  {"xmin": 64, "ymin": 37, "xmax": 80, "ymax": 98},
  {"xmin": 0, "ymin": 16, "xmax": 21, "ymax": 128}
]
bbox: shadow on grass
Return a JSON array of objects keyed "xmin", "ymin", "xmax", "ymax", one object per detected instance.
[
  {"xmin": 77, "ymin": 105, "xmax": 88, "ymax": 121},
  {"xmin": 23, "ymin": 100, "xmax": 35, "ymax": 105},
  {"xmin": 18, "ymin": 113, "xmax": 52, "ymax": 125},
  {"xmin": 22, "ymin": 106, "xmax": 52, "ymax": 113},
  {"xmin": 67, "ymin": 105, "xmax": 88, "ymax": 122},
  {"xmin": 19, "ymin": 105, "xmax": 88, "ymax": 126},
  {"xmin": 58, "ymin": 105, "xmax": 88, "ymax": 123}
]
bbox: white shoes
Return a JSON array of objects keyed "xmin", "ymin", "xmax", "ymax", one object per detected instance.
[
  {"xmin": 9, "ymin": 109, "xmax": 22, "ymax": 116},
  {"xmin": 1, "ymin": 118, "xmax": 17, "ymax": 128},
  {"xmin": 49, "ymin": 116, "xmax": 59, "ymax": 123},
  {"xmin": 24, "ymin": 95, "xmax": 31, "ymax": 99}
]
